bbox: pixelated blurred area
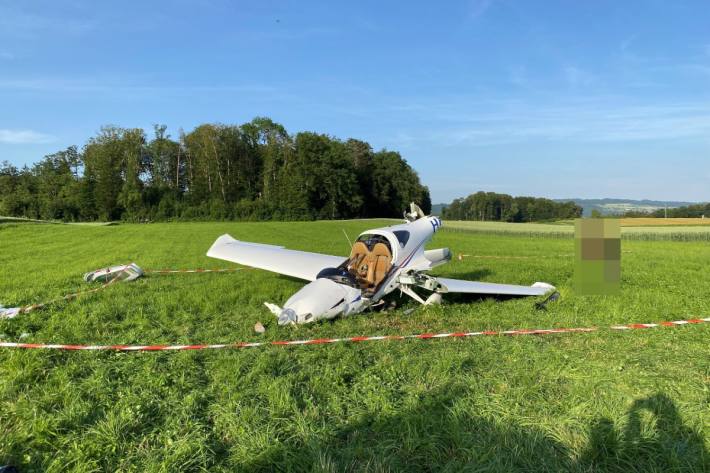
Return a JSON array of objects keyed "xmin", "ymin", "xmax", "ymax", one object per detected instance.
[{"xmin": 574, "ymin": 219, "xmax": 621, "ymax": 295}]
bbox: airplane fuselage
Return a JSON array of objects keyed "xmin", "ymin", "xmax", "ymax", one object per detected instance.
[
  {"xmin": 273, "ymin": 216, "xmax": 445, "ymax": 325},
  {"xmin": 206, "ymin": 203, "xmax": 554, "ymax": 326}
]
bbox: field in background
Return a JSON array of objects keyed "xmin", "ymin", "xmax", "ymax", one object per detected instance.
[
  {"xmin": 444, "ymin": 219, "xmax": 710, "ymax": 241},
  {"xmin": 0, "ymin": 220, "xmax": 708, "ymax": 471},
  {"xmin": 619, "ymin": 218, "xmax": 710, "ymax": 226},
  {"xmin": 0, "ymin": 215, "xmax": 115, "ymax": 226}
]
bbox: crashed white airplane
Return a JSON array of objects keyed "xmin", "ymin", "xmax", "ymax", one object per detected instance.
[{"xmin": 207, "ymin": 204, "xmax": 555, "ymax": 325}]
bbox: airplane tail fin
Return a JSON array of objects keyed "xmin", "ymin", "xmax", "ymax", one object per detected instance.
[{"xmin": 404, "ymin": 202, "xmax": 426, "ymax": 222}]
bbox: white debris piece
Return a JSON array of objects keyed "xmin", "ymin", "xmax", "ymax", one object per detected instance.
[
  {"xmin": 83, "ymin": 263, "xmax": 144, "ymax": 283},
  {"xmin": 0, "ymin": 306, "xmax": 21, "ymax": 319}
]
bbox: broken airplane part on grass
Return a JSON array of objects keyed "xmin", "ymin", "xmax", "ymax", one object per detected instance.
[{"xmin": 206, "ymin": 203, "xmax": 556, "ymax": 325}]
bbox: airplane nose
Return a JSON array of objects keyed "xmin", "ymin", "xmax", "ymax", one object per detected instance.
[{"xmin": 278, "ymin": 308, "xmax": 298, "ymax": 325}]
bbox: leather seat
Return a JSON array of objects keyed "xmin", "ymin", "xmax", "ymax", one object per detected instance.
[
  {"xmin": 373, "ymin": 255, "xmax": 390, "ymax": 286},
  {"xmin": 348, "ymin": 242, "xmax": 370, "ymax": 281},
  {"xmin": 349, "ymin": 241, "xmax": 369, "ymax": 266},
  {"xmin": 348, "ymin": 240, "xmax": 393, "ymax": 289},
  {"xmin": 369, "ymin": 243, "xmax": 392, "ymax": 287}
]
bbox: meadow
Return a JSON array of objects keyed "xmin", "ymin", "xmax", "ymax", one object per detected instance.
[
  {"xmin": 618, "ymin": 218, "xmax": 710, "ymax": 226},
  {"xmin": 0, "ymin": 219, "xmax": 708, "ymax": 472},
  {"xmin": 445, "ymin": 219, "xmax": 710, "ymax": 241}
]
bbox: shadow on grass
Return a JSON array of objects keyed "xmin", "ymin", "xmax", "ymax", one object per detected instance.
[
  {"xmin": 242, "ymin": 388, "xmax": 708, "ymax": 472},
  {"xmin": 442, "ymin": 292, "xmax": 534, "ymax": 306},
  {"xmin": 579, "ymin": 393, "xmax": 708, "ymax": 472},
  {"xmin": 438, "ymin": 268, "xmax": 494, "ymax": 281}
]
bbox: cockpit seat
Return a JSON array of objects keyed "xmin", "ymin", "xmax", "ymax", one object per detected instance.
[
  {"xmin": 348, "ymin": 241, "xmax": 370, "ymax": 281},
  {"xmin": 347, "ymin": 239, "xmax": 393, "ymax": 291},
  {"xmin": 349, "ymin": 241, "xmax": 369, "ymax": 264},
  {"xmin": 366, "ymin": 243, "xmax": 393, "ymax": 287}
]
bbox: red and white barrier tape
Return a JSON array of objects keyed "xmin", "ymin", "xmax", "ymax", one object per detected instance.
[
  {"xmin": 0, "ymin": 317, "xmax": 707, "ymax": 352},
  {"xmin": 1, "ymin": 275, "xmax": 123, "ymax": 318},
  {"xmin": 145, "ymin": 268, "xmax": 246, "ymax": 274},
  {"xmin": 0, "ymin": 267, "xmax": 245, "ymax": 319}
]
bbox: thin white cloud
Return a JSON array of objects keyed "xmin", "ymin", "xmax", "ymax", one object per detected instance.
[
  {"xmin": 563, "ymin": 66, "xmax": 596, "ymax": 87},
  {"xmin": 237, "ymin": 26, "xmax": 341, "ymax": 41},
  {"xmin": 0, "ymin": 51, "xmax": 13, "ymax": 60},
  {"xmin": 619, "ymin": 35, "xmax": 637, "ymax": 54},
  {"xmin": 470, "ymin": 0, "xmax": 493, "ymax": 19},
  {"xmin": 0, "ymin": 129, "xmax": 54, "ymax": 144},
  {"xmin": 508, "ymin": 65, "xmax": 528, "ymax": 87},
  {"xmin": 0, "ymin": 77, "xmax": 282, "ymax": 96},
  {"xmin": 648, "ymin": 63, "xmax": 710, "ymax": 77},
  {"xmin": 0, "ymin": 6, "xmax": 95, "ymax": 39},
  {"xmin": 380, "ymin": 97, "xmax": 710, "ymax": 148}
]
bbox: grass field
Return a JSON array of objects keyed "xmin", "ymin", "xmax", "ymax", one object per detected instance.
[
  {"xmin": 619, "ymin": 218, "xmax": 710, "ymax": 226},
  {"xmin": 1, "ymin": 219, "xmax": 708, "ymax": 472},
  {"xmin": 444, "ymin": 219, "xmax": 710, "ymax": 241}
]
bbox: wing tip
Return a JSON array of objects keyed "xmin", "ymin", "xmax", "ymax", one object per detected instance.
[
  {"xmin": 532, "ymin": 282, "xmax": 556, "ymax": 294},
  {"xmin": 206, "ymin": 234, "xmax": 236, "ymax": 258}
]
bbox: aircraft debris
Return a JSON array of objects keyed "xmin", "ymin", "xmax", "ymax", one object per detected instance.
[{"xmin": 83, "ymin": 263, "xmax": 143, "ymax": 283}]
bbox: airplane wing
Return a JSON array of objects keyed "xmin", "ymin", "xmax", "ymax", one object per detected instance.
[
  {"xmin": 436, "ymin": 277, "xmax": 555, "ymax": 296},
  {"xmin": 206, "ymin": 234, "xmax": 346, "ymax": 281}
]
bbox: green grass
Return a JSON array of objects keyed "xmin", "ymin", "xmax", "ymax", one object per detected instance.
[{"xmin": 0, "ymin": 220, "xmax": 708, "ymax": 472}]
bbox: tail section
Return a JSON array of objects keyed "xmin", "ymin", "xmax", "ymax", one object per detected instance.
[{"xmin": 404, "ymin": 202, "xmax": 426, "ymax": 222}]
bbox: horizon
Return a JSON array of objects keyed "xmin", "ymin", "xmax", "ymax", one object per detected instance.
[
  {"xmin": 2, "ymin": 1, "xmax": 710, "ymax": 203},
  {"xmin": 433, "ymin": 196, "xmax": 702, "ymax": 205}
]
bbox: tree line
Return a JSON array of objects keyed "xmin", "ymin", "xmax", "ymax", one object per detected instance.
[
  {"xmin": 442, "ymin": 191, "xmax": 582, "ymax": 222},
  {"xmin": 0, "ymin": 118, "xmax": 431, "ymax": 222},
  {"xmin": 621, "ymin": 203, "xmax": 710, "ymax": 219}
]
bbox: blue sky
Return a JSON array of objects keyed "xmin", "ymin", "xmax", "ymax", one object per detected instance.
[{"xmin": 1, "ymin": 0, "xmax": 710, "ymax": 203}]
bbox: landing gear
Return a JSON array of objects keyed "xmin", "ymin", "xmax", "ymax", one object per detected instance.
[{"xmin": 398, "ymin": 271, "xmax": 444, "ymax": 306}]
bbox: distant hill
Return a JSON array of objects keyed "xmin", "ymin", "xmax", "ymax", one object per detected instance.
[
  {"xmin": 431, "ymin": 203, "xmax": 448, "ymax": 215},
  {"xmin": 556, "ymin": 198, "xmax": 698, "ymax": 217}
]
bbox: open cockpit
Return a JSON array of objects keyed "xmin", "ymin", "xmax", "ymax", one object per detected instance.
[
  {"xmin": 346, "ymin": 234, "xmax": 393, "ymax": 293},
  {"xmin": 316, "ymin": 233, "xmax": 395, "ymax": 295}
]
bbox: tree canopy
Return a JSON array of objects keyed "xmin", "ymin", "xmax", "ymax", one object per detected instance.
[
  {"xmin": 442, "ymin": 191, "xmax": 582, "ymax": 222},
  {"xmin": 0, "ymin": 118, "xmax": 431, "ymax": 222}
]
